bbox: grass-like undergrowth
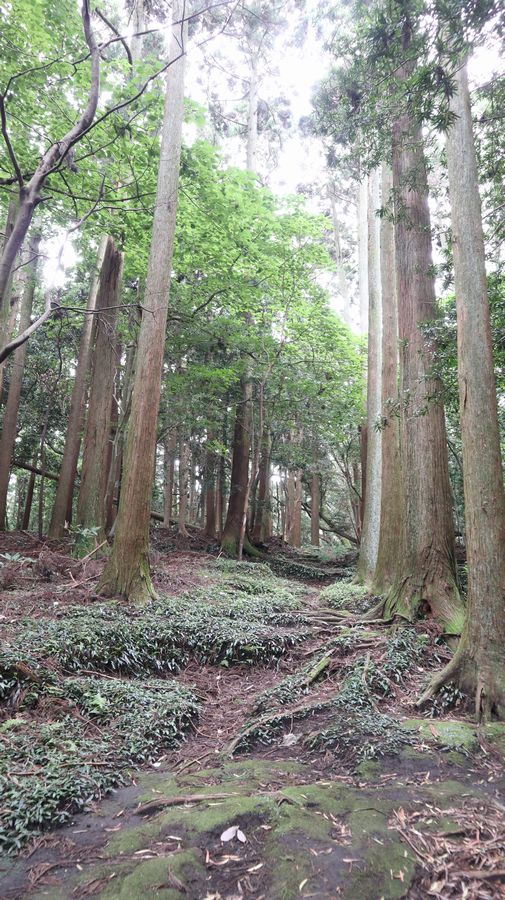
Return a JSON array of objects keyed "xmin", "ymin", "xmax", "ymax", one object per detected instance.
[
  {"xmin": 11, "ymin": 565, "xmax": 308, "ymax": 677},
  {"xmin": 319, "ymin": 581, "xmax": 377, "ymax": 613},
  {"xmin": 233, "ymin": 627, "xmax": 426, "ymax": 762},
  {"xmin": 0, "ymin": 672, "xmax": 198, "ymax": 854},
  {"xmin": 0, "ymin": 562, "xmax": 311, "ymax": 853}
]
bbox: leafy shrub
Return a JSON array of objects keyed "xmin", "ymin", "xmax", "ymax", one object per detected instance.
[{"xmin": 10, "ymin": 584, "xmax": 308, "ymax": 678}]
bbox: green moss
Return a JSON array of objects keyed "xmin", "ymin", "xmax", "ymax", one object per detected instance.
[
  {"xmin": 266, "ymin": 840, "xmax": 313, "ymax": 899},
  {"xmin": 401, "ymin": 718, "xmax": 479, "ymax": 751},
  {"xmin": 345, "ymin": 840, "xmax": 415, "ymax": 899},
  {"xmin": 482, "ymin": 722, "xmax": 505, "ymax": 757},
  {"xmin": 355, "ymin": 759, "xmax": 382, "ymax": 780},
  {"xmin": 98, "ymin": 851, "xmax": 205, "ymax": 898}
]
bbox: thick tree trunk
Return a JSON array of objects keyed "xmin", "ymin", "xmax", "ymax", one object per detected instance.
[
  {"xmin": 48, "ymin": 236, "xmax": 108, "ymax": 538},
  {"xmin": 357, "ymin": 177, "xmax": 369, "ymax": 335},
  {"xmin": 0, "ymin": 232, "xmax": 41, "ymax": 529},
  {"xmin": 76, "ymin": 237, "xmax": 122, "ymax": 550},
  {"xmin": 104, "ymin": 344, "xmax": 122, "ymax": 533},
  {"xmin": 419, "ymin": 62, "xmax": 505, "ymax": 716},
  {"xmin": 97, "ymin": 3, "xmax": 186, "ymax": 602},
  {"xmin": 108, "ymin": 331, "xmax": 138, "ymax": 526},
  {"xmin": 163, "ymin": 430, "xmax": 176, "ymax": 527},
  {"xmin": 385, "ymin": 81, "xmax": 462, "ymax": 632},
  {"xmin": 221, "ymin": 377, "xmax": 256, "ymax": 557},
  {"xmin": 357, "ymin": 169, "xmax": 382, "ymax": 584},
  {"xmin": 373, "ymin": 167, "xmax": 403, "ymax": 593}
]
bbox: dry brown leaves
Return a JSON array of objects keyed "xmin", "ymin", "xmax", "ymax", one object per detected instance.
[{"xmin": 390, "ymin": 799, "xmax": 505, "ymax": 898}]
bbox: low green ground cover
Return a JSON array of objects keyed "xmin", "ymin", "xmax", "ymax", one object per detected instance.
[
  {"xmin": 0, "ymin": 563, "xmax": 310, "ymax": 853},
  {"xmin": 0, "ymin": 673, "xmax": 198, "ymax": 853}
]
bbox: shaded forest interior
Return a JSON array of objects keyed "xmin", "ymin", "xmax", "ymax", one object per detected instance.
[{"xmin": 0, "ymin": 0, "xmax": 505, "ymax": 897}]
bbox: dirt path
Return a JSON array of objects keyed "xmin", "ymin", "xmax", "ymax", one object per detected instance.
[
  {"xmin": 1, "ymin": 538, "xmax": 505, "ymax": 898},
  {"xmin": 2, "ymin": 667, "xmax": 505, "ymax": 899}
]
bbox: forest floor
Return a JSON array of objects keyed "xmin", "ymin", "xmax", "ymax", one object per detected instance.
[{"xmin": 1, "ymin": 530, "xmax": 505, "ymax": 900}]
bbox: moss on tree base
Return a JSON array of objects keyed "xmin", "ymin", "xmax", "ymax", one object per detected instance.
[{"xmin": 97, "ymin": 550, "xmax": 158, "ymax": 604}]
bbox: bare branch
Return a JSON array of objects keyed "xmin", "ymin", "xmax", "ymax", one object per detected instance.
[
  {"xmin": 0, "ymin": 95, "xmax": 23, "ymax": 186},
  {"xmin": 95, "ymin": 7, "xmax": 133, "ymax": 66},
  {"xmin": 0, "ymin": 292, "xmax": 53, "ymax": 364}
]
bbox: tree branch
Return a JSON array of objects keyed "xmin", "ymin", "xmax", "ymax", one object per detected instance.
[
  {"xmin": 0, "ymin": 291, "xmax": 54, "ymax": 364},
  {"xmin": 95, "ymin": 7, "xmax": 133, "ymax": 66},
  {"xmin": 0, "ymin": 95, "xmax": 23, "ymax": 186}
]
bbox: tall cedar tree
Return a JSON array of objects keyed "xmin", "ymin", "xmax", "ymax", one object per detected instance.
[
  {"xmin": 98, "ymin": 1, "xmax": 186, "ymax": 602},
  {"xmin": 383, "ymin": 32, "xmax": 463, "ymax": 632},
  {"xmin": 419, "ymin": 62, "xmax": 505, "ymax": 717}
]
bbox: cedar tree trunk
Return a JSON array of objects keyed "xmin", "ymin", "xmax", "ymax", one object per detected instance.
[
  {"xmin": 384, "ymin": 76, "xmax": 462, "ymax": 633},
  {"xmin": 419, "ymin": 62, "xmax": 505, "ymax": 716},
  {"xmin": 97, "ymin": 2, "xmax": 186, "ymax": 601},
  {"xmin": 373, "ymin": 167, "xmax": 403, "ymax": 593},
  {"xmin": 357, "ymin": 168, "xmax": 382, "ymax": 584},
  {"xmin": 76, "ymin": 237, "xmax": 122, "ymax": 549},
  {"xmin": 0, "ymin": 232, "xmax": 41, "ymax": 528},
  {"xmin": 48, "ymin": 236, "xmax": 108, "ymax": 538}
]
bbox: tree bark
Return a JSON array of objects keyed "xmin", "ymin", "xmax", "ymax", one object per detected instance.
[
  {"xmin": 251, "ymin": 430, "xmax": 270, "ymax": 544},
  {"xmin": 0, "ymin": 197, "xmax": 20, "ymax": 396},
  {"xmin": 357, "ymin": 168, "xmax": 382, "ymax": 584},
  {"xmin": 419, "ymin": 61, "xmax": 505, "ymax": 716},
  {"xmin": 215, "ymin": 405, "xmax": 228, "ymax": 538},
  {"xmin": 385, "ymin": 67, "xmax": 462, "ymax": 632},
  {"xmin": 285, "ymin": 469, "xmax": 295, "ymax": 543},
  {"xmin": 97, "ymin": 2, "xmax": 187, "ymax": 602},
  {"xmin": 203, "ymin": 429, "xmax": 217, "ymax": 538},
  {"xmin": 0, "ymin": 232, "xmax": 41, "ymax": 529},
  {"xmin": 221, "ymin": 376, "xmax": 256, "ymax": 557},
  {"xmin": 178, "ymin": 435, "xmax": 190, "ymax": 536},
  {"xmin": 48, "ymin": 235, "xmax": 108, "ymax": 538},
  {"xmin": 311, "ymin": 473, "xmax": 320, "ymax": 547},
  {"xmin": 373, "ymin": 166, "xmax": 403, "ymax": 593},
  {"xmin": 22, "ymin": 464, "xmax": 36, "ymax": 531},
  {"xmin": 76, "ymin": 237, "xmax": 122, "ymax": 550},
  {"xmin": 104, "ymin": 341, "xmax": 122, "ymax": 532},
  {"xmin": 291, "ymin": 469, "xmax": 303, "ymax": 548},
  {"xmin": 163, "ymin": 430, "xmax": 176, "ymax": 527},
  {"xmin": 357, "ymin": 177, "xmax": 369, "ymax": 335}
]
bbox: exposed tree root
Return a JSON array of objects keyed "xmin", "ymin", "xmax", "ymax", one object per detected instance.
[
  {"xmin": 415, "ymin": 640, "xmax": 505, "ymax": 722},
  {"xmin": 226, "ymin": 690, "xmax": 336, "ymax": 756},
  {"xmin": 415, "ymin": 647, "xmax": 462, "ymax": 709}
]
